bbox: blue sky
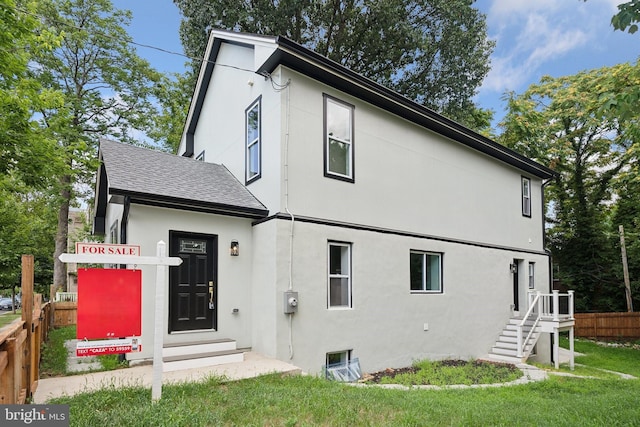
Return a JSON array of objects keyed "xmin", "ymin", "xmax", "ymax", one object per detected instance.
[{"xmin": 113, "ymin": 0, "xmax": 638, "ymax": 127}]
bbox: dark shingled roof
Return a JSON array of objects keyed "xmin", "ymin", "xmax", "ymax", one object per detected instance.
[{"xmin": 98, "ymin": 139, "xmax": 268, "ymax": 218}]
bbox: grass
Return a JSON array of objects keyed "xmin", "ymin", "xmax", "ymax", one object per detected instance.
[
  {"xmin": 40, "ymin": 325, "xmax": 128, "ymax": 377},
  {"xmin": 40, "ymin": 325, "xmax": 77, "ymax": 376},
  {"xmin": 375, "ymin": 359, "xmax": 521, "ymax": 386},
  {"xmin": 560, "ymin": 337, "xmax": 640, "ymax": 377},
  {"xmin": 0, "ymin": 309, "xmax": 22, "ymax": 329},
  {"xmin": 50, "ymin": 375, "xmax": 640, "ymax": 426},
  {"xmin": 46, "ymin": 337, "xmax": 640, "ymax": 426}
]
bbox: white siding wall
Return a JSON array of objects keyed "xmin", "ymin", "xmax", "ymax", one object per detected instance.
[
  {"xmin": 169, "ymin": 40, "xmax": 553, "ymax": 372},
  {"xmin": 104, "ymin": 200, "xmax": 123, "ymax": 243},
  {"xmin": 272, "ymin": 220, "xmax": 550, "ymax": 374},
  {"xmin": 281, "ymin": 68, "xmax": 544, "ymax": 252},
  {"xmin": 189, "ymin": 43, "xmax": 283, "ymax": 213},
  {"xmin": 124, "ymin": 204, "xmax": 255, "ymax": 362}
]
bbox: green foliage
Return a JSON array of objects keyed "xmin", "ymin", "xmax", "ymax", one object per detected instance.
[
  {"xmin": 377, "ymin": 359, "xmax": 520, "ymax": 387},
  {"xmin": 499, "ymin": 63, "xmax": 640, "ymax": 311},
  {"xmin": 0, "ymin": 177, "xmax": 57, "ymax": 294},
  {"xmin": 147, "ymin": 72, "xmax": 193, "ymax": 153},
  {"xmin": 0, "ymin": 310, "xmax": 22, "ymax": 329},
  {"xmin": 40, "ymin": 325, "xmax": 77, "ymax": 377},
  {"xmin": 98, "ymin": 354, "xmax": 129, "ymax": 371},
  {"xmin": 566, "ymin": 337, "xmax": 640, "ymax": 377},
  {"xmin": 611, "ymin": 1, "xmax": 640, "ymax": 34},
  {"xmin": 173, "ymin": 0, "xmax": 494, "ymax": 130},
  {"xmin": 50, "ymin": 369, "xmax": 640, "ymax": 426},
  {"xmin": 29, "ymin": 0, "xmax": 164, "ymax": 288}
]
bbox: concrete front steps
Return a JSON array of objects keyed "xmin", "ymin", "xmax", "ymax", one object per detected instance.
[
  {"xmin": 486, "ymin": 317, "xmax": 540, "ymax": 364},
  {"xmin": 162, "ymin": 338, "xmax": 244, "ymax": 372}
]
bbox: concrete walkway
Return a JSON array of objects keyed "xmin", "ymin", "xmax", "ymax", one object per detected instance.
[{"xmin": 33, "ymin": 352, "xmax": 301, "ymax": 403}]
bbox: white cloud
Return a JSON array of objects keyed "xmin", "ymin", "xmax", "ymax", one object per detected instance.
[
  {"xmin": 478, "ymin": 0, "xmax": 605, "ymax": 95},
  {"xmin": 488, "ymin": 0, "xmax": 560, "ymax": 18}
]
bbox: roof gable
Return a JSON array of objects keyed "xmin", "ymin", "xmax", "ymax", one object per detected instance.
[{"xmin": 182, "ymin": 30, "xmax": 555, "ymax": 180}]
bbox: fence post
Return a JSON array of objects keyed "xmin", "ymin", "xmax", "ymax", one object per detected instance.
[
  {"xmin": 20, "ymin": 255, "xmax": 34, "ymax": 400},
  {"xmin": 568, "ymin": 290, "xmax": 574, "ymax": 319},
  {"xmin": 552, "ymin": 290, "xmax": 560, "ymax": 321}
]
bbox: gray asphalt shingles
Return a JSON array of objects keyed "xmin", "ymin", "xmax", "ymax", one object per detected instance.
[{"xmin": 99, "ymin": 139, "xmax": 267, "ymax": 214}]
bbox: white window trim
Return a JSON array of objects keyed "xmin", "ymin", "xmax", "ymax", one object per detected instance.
[
  {"xmin": 324, "ymin": 95, "xmax": 354, "ymax": 182},
  {"xmin": 328, "ymin": 242, "xmax": 352, "ymax": 309},
  {"xmin": 410, "ymin": 250, "xmax": 443, "ymax": 294},
  {"xmin": 522, "ymin": 176, "xmax": 531, "ymax": 217},
  {"xmin": 528, "ymin": 262, "xmax": 535, "ymax": 289},
  {"xmin": 245, "ymin": 97, "xmax": 261, "ymax": 184}
]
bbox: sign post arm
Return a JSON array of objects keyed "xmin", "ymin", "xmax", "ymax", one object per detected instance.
[{"xmin": 152, "ymin": 241, "xmax": 167, "ymax": 402}]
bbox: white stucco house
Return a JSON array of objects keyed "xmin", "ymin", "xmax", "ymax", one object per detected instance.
[{"xmin": 93, "ymin": 30, "xmax": 575, "ymax": 375}]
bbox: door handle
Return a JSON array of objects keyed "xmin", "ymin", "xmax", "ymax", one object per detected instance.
[{"xmin": 209, "ymin": 281, "xmax": 215, "ymax": 310}]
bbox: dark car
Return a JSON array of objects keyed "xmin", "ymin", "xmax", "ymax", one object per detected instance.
[{"xmin": 0, "ymin": 297, "xmax": 20, "ymax": 310}]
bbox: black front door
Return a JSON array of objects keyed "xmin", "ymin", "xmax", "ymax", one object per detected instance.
[{"xmin": 169, "ymin": 231, "xmax": 217, "ymax": 332}]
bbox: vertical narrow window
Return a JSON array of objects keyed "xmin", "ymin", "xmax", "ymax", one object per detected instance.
[
  {"xmin": 528, "ymin": 262, "xmax": 535, "ymax": 289},
  {"xmin": 109, "ymin": 220, "xmax": 118, "ymax": 244},
  {"xmin": 245, "ymin": 97, "xmax": 261, "ymax": 184},
  {"xmin": 410, "ymin": 251, "xmax": 443, "ymax": 293},
  {"xmin": 522, "ymin": 177, "xmax": 531, "ymax": 217},
  {"xmin": 328, "ymin": 242, "xmax": 352, "ymax": 308},
  {"xmin": 324, "ymin": 95, "xmax": 354, "ymax": 182}
]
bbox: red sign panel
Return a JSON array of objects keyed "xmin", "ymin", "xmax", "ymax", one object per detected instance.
[{"xmin": 77, "ymin": 268, "xmax": 142, "ymax": 340}]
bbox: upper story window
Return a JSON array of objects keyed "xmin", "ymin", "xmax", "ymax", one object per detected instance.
[
  {"xmin": 522, "ymin": 177, "xmax": 531, "ymax": 217},
  {"xmin": 245, "ymin": 97, "xmax": 261, "ymax": 184},
  {"xmin": 328, "ymin": 242, "xmax": 352, "ymax": 308},
  {"xmin": 324, "ymin": 95, "xmax": 354, "ymax": 182},
  {"xmin": 196, "ymin": 150, "xmax": 205, "ymax": 161},
  {"xmin": 410, "ymin": 251, "xmax": 443, "ymax": 293}
]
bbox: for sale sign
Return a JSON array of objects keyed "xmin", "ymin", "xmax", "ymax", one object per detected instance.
[
  {"xmin": 76, "ymin": 242, "xmax": 141, "ymax": 256},
  {"xmin": 76, "ymin": 337, "xmax": 142, "ymax": 357}
]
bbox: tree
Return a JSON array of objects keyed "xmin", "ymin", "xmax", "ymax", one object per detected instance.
[
  {"xmin": 148, "ymin": 72, "xmax": 192, "ymax": 152},
  {"xmin": 33, "ymin": 0, "xmax": 163, "ymax": 290},
  {"xmin": 0, "ymin": 0, "xmax": 63, "ymax": 291},
  {"xmin": 0, "ymin": 0, "xmax": 62, "ymax": 184},
  {"xmin": 610, "ymin": 0, "xmax": 640, "ymax": 34},
  {"xmin": 499, "ymin": 63, "xmax": 640, "ymax": 311},
  {"xmin": 173, "ymin": 0, "xmax": 494, "ymax": 129}
]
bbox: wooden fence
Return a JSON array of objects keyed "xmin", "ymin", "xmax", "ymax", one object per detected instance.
[
  {"xmin": 574, "ymin": 312, "xmax": 640, "ymax": 340},
  {"xmin": 52, "ymin": 301, "xmax": 77, "ymax": 328},
  {"xmin": 0, "ymin": 255, "xmax": 54, "ymax": 404}
]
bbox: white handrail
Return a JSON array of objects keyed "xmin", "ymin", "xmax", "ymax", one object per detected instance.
[
  {"xmin": 517, "ymin": 292, "xmax": 541, "ymax": 358},
  {"xmin": 516, "ymin": 290, "xmax": 575, "ymax": 358}
]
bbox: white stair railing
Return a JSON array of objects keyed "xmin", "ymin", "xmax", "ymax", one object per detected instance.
[
  {"xmin": 516, "ymin": 292, "xmax": 542, "ymax": 358},
  {"xmin": 516, "ymin": 290, "xmax": 575, "ymax": 359}
]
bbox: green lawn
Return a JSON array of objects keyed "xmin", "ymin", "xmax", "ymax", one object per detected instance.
[
  {"xmin": 0, "ymin": 310, "xmax": 21, "ymax": 329},
  {"xmin": 48, "ymin": 337, "xmax": 640, "ymax": 426}
]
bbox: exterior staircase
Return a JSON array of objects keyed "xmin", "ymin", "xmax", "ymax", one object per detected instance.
[
  {"xmin": 162, "ymin": 338, "xmax": 244, "ymax": 372},
  {"xmin": 487, "ymin": 316, "xmax": 541, "ymax": 364}
]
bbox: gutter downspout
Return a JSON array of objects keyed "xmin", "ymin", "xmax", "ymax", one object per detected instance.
[
  {"xmin": 119, "ymin": 196, "xmax": 131, "ymax": 270},
  {"xmin": 120, "ymin": 195, "xmax": 130, "ymax": 245}
]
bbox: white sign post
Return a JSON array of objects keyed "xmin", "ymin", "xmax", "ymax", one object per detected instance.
[{"xmin": 59, "ymin": 240, "xmax": 182, "ymax": 402}]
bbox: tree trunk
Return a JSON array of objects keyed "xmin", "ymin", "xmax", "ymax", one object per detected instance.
[{"xmin": 53, "ymin": 174, "xmax": 71, "ymax": 291}]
